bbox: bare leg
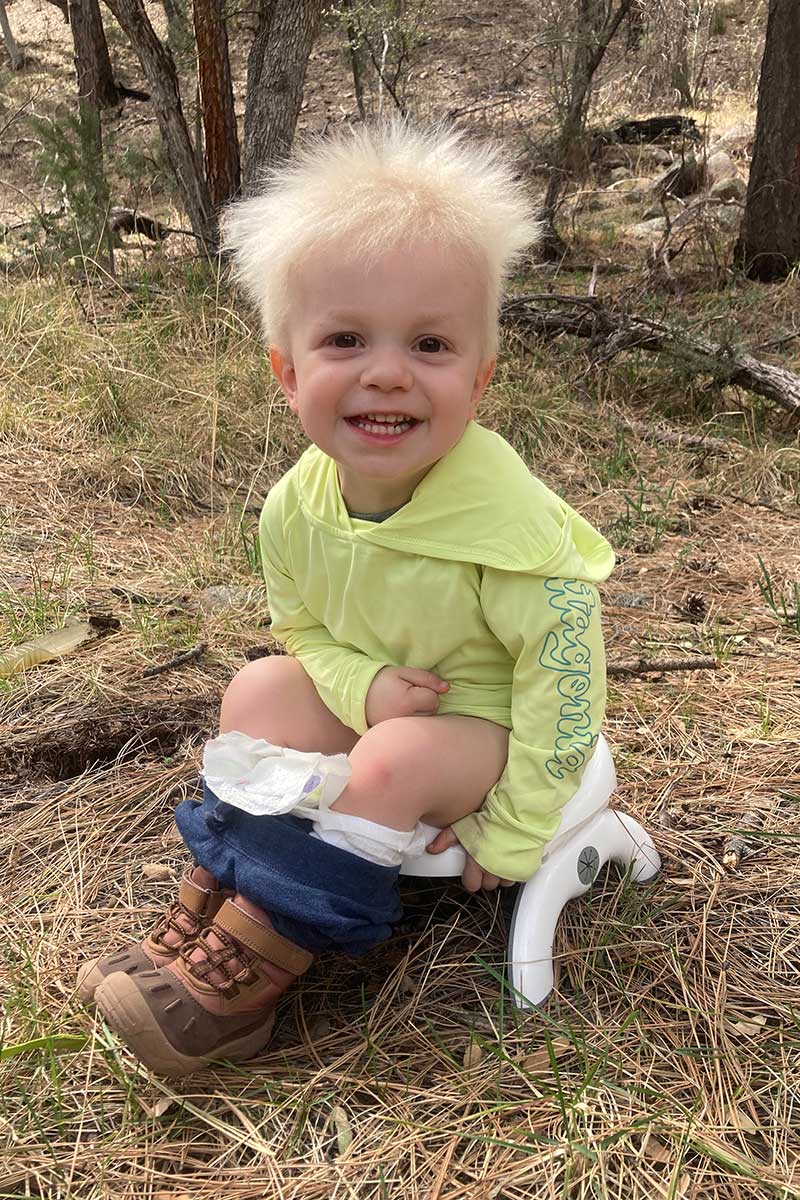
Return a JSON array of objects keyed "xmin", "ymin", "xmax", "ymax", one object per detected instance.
[
  {"xmin": 332, "ymin": 714, "xmax": 509, "ymax": 830},
  {"xmin": 220, "ymin": 657, "xmax": 508, "ymax": 831},
  {"xmin": 220, "ymin": 655, "xmax": 358, "ymax": 754}
]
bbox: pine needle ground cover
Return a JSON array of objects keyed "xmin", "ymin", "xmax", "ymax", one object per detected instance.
[{"xmin": 1, "ymin": 268, "xmax": 798, "ymax": 1199}]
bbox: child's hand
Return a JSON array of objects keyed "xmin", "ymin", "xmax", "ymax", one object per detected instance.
[
  {"xmin": 426, "ymin": 827, "xmax": 514, "ymax": 892},
  {"xmin": 365, "ymin": 666, "xmax": 449, "ymax": 726}
]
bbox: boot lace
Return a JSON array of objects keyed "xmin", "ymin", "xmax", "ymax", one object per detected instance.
[
  {"xmin": 149, "ymin": 900, "xmax": 202, "ymax": 953},
  {"xmin": 179, "ymin": 926, "xmax": 257, "ymax": 996}
]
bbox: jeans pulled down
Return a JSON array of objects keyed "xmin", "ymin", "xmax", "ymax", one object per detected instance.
[{"xmin": 174, "ymin": 783, "xmax": 402, "ymax": 955}]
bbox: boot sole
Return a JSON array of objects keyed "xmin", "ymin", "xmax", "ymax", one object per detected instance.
[{"xmin": 95, "ymin": 973, "xmax": 277, "ymax": 1078}]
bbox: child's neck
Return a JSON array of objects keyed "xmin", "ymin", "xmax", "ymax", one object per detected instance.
[{"xmin": 337, "ymin": 466, "xmax": 431, "ymax": 515}]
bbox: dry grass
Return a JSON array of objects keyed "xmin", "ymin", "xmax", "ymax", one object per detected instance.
[{"xmin": 1, "ymin": 258, "xmax": 799, "ymax": 1200}]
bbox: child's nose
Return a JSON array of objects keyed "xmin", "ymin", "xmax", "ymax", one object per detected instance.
[{"xmin": 360, "ymin": 349, "xmax": 414, "ymax": 392}]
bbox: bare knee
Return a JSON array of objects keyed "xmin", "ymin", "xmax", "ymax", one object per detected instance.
[
  {"xmin": 219, "ymin": 655, "xmax": 308, "ymax": 739},
  {"xmin": 219, "ymin": 654, "xmax": 358, "ymax": 754},
  {"xmin": 346, "ymin": 719, "xmax": 430, "ymax": 800}
]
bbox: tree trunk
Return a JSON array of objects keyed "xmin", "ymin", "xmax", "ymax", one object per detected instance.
[
  {"xmin": 79, "ymin": 101, "xmax": 116, "ymax": 272},
  {"xmin": 68, "ymin": 0, "xmax": 119, "ymax": 108},
  {"xmin": 101, "ymin": 0, "xmax": 215, "ymax": 242},
  {"xmin": 734, "ymin": 0, "xmax": 800, "ymax": 281},
  {"xmin": 193, "ymin": 0, "xmax": 240, "ymax": 209},
  {"xmin": 242, "ymin": 0, "xmax": 323, "ymax": 192},
  {"xmin": 538, "ymin": 0, "xmax": 634, "ymax": 257},
  {"xmin": 0, "ymin": 0, "xmax": 24, "ymax": 69},
  {"xmin": 670, "ymin": 7, "xmax": 695, "ymax": 108},
  {"xmin": 162, "ymin": 0, "xmax": 191, "ymax": 55}
]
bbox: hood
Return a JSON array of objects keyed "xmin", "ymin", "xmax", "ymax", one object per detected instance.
[{"xmin": 296, "ymin": 420, "xmax": 615, "ymax": 581}]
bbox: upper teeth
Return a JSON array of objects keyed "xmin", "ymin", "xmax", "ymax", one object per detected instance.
[{"xmin": 362, "ymin": 413, "xmax": 411, "ymax": 422}]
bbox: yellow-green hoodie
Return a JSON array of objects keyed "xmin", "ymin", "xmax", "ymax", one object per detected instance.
[{"xmin": 259, "ymin": 420, "xmax": 615, "ymax": 881}]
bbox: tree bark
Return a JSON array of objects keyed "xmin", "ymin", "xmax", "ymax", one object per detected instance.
[
  {"xmin": 193, "ymin": 0, "xmax": 240, "ymax": 209},
  {"xmin": 68, "ymin": 0, "xmax": 119, "ymax": 108},
  {"xmin": 734, "ymin": 0, "xmax": 800, "ymax": 281},
  {"xmin": 242, "ymin": 0, "xmax": 322, "ymax": 192},
  {"xmin": 68, "ymin": 0, "xmax": 116, "ymax": 269},
  {"xmin": 101, "ymin": 0, "xmax": 215, "ymax": 242},
  {"xmin": 0, "ymin": 0, "xmax": 24, "ymax": 69}
]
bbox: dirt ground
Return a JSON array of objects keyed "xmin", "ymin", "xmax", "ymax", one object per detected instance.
[{"xmin": 2, "ymin": 1, "xmax": 800, "ymax": 1197}]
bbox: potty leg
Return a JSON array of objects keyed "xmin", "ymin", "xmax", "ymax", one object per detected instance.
[
  {"xmin": 507, "ymin": 809, "xmax": 661, "ymax": 1009},
  {"xmin": 610, "ymin": 812, "xmax": 661, "ymax": 881},
  {"xmin": 508, "ymin": 839, "xmax": 595, "ymax": 1009}
]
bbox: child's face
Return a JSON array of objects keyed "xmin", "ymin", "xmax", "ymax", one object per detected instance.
[{"xmin": 270, "ymin": 243, "xmax": 495, "ymax": 512}]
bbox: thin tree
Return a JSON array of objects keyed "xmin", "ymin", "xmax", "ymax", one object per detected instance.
[
  {"xmin": 242, "ymin": 0, "xmax": 323, "ymax": 192},
  {"xmin": 68, "ymin": 0, "xmax": 120, "ymax": 108},
  {"xmin": 68, "ymin": 0, "xmax": 117, "ymax": 269},
  {"xmin": 539, "ymin": 0, "xmax": 635, "ymax": 258},
  {"xmin": 101, "ymin": 0, "xmax": 215, "ymax": 242},
  {"xmin": 193, "ymin": 0, "xmax": 240, "ymax": 208},
  {"xmin": 0, "ymin": 0, "xmax": 24, "ymax": 69},
  {"xmin": 734, "ymin": 0, "xmax": 800, "ymax": 281}
]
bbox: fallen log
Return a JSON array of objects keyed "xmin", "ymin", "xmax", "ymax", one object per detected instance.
[
  {"xmin": 109, "ymin": 207, "xmax": 172, "ymax": 241},
  {"xmin": 619, "ymin": 415, "xmax": 732, "ymax": 454},
  {"xmin": 501, "ymin": 294, "xmax": 800, "ymax": 417},
  {"xmin": 594, "ymin": 115, "xmax": 700, "ymax": 145}
]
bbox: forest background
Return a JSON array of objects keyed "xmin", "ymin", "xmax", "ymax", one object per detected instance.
[{"xmin": 1, "ymin": 1, "xmax": 799, "ymax": 1197}]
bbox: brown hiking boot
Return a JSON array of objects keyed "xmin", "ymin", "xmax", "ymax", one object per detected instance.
[
  {"xmin": 94, "ymin": 898, "xmax": 313, "ymax": 1078},
  {"xmin": 76, "ymin": 870, "xmax": 230, "ymax": 1004}
]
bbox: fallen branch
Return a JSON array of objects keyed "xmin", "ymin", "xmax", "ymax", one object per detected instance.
[
  {"xmin": 501, "ymin": 294, "xmax": 800, "ymax": 417},
  {"xmin": 619, "ymin": 415, "xmax": 732, "ymax": 454},
  {"xmin": 142, "ymin": 642, "xmax": 207, "ymax": 678},
  {"xmin": 109, "ymin": 207, "xmax": 172, "ymax": 241},
  {"xmin": 607, "ymin": 655, "xmax": 717, "ymax": 676}
]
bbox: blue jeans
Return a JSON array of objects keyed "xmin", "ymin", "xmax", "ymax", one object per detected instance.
[{"xmin": 174, "ymin": 783, "xmax": 402, "ymax": 955}]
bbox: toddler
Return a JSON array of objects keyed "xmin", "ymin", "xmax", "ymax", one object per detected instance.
[{"xmin": 78, "ymin": 122, "xmax": 615, "ymax": 1077}]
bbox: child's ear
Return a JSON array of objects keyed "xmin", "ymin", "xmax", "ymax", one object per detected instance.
[
  {"xmin": 269, "ymin": 346, "xmax": 299, "ymax": 412},
  {"xmin": 469, "ymin": 356, "xmax": 496, "ymax": 416}
]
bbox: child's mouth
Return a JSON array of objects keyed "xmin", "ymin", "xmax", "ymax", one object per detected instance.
[{"xmin": 346, "ymin": 412, "xmax": 419, "ymax": 438}]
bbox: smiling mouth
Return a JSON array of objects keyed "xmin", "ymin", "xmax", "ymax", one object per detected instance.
[{"xmin": 347, "ymin": 412, "xmax": 420, "ymax": 436}]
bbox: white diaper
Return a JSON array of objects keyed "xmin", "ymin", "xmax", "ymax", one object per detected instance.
[
  {"xmin": 202, "ymin": 731, "xmax": 428, "ymax": 867},
  {"xmin": 202, "ymin": 731, "xmax": 352, "ymax": 819},
  {"xmin": 311, "ymin": 808, "xmax": 427, "ymax": 866}
]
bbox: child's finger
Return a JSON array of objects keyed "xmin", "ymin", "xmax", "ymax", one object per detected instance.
[
  {"xmin": 426, "ymin": 827, "xmax": 458, "ymax": 854},
  {"xmin": 461, "ymin": 856, "xmax": 483, "ymax": 892},
  {"xmin": 407, "ymin": 685, "xmax": 441, "ymax": 714}
]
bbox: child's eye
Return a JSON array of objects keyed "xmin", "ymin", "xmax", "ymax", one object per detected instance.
[
  {"xmin": 417, "ymin": 337, "xmax": 447, "ymax": 353},
  {"xmin": 327, "ymin": 333, "xmax": 359, "ymax": 349}
]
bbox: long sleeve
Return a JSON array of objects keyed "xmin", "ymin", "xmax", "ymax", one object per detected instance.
[
  {"xmin": 259, "ymin": 508, "xmax": 388, "ymax": 735},
  {"xmin": 451, "ymin": 571, "xmax": 607, "ymax": 881}
]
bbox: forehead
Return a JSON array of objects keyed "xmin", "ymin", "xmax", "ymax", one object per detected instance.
[{"xmin": 290, "ymin": 241, "xmax": 488, "ymax": 325}]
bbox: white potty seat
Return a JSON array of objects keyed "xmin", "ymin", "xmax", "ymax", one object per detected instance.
[{"xmin": 399, "ymin": 734, "xmax": 661, "ymax": 1008}]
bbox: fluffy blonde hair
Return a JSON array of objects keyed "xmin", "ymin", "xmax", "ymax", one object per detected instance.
[{"xmin": 221, "ymin": 121, "xmax": 540, "ymax": 354}]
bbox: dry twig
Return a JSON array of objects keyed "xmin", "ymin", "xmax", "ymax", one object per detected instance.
[
  {"xmin": 141, "ymin": 642, "xmax": 208, "ymax": 678},
  {"xmin": 607, "ymin": 655, "xmax": 717, "ymax": 676}
]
